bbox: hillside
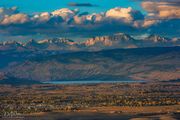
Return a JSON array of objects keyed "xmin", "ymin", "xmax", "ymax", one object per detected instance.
[{"xmin": 1, "ymin": 46, "xmax": 179, "ymax": 82}]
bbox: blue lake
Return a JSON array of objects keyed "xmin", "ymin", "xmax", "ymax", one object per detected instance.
[{"xmin": 43, "ymin": 80, "xmax": 145, "ymax": 85}]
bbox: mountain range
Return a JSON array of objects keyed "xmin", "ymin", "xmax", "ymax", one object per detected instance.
[
  {"xmin": 0, "ymin": 46, "xmax": 179, "ymax": 84},
  {"xmin": 0, "ymin": 33, "xmax": 179, "ymax": 84},
  {"xmin": 0, "ymin": 33, "xmax": 179, "ymax": 52}
]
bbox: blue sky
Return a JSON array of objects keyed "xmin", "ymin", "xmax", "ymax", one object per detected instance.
[
  {"xmin": 0, "ymin": 0, "xmax": 179, "ymax": 41},
  {"xmin": 0, "ymin": 0, "xmax": 144, "ymax": 14}
]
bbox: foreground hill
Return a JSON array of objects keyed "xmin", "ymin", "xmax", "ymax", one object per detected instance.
[{"xmin": 1, "ymin": 46, "xmax": 179, "ymax": 82}]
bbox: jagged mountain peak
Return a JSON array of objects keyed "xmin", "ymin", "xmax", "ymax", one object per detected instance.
[
  {"xmin": 172, "ymin": 37, "xmax": 180, "ymax": 42},
  {"xmin": 0, "ymin": 41, "xmax": 24, "ymax": 51},
  {"xmin": 26, "ymin": 39, "xmax": 38, "ymax": 45},
  {"xmin": 84, "ymin": 33, "xmax": 135, "ymax": 46},
  {"xmin": 0, "ymin": 33, "xmax": 178, "ymax": 52},
  {"xmin": 37, "ymin": 38, "xmax": 76, "ymax": 45},
  {"xmin": 0, "ymin": 41, "xmax": 23, "ymax": 46},
  {"xmin": 49, "ymin": 38, "xmax": 76, "ymax": 45},
  {"xmin": 22, "ymin": 38, "xmax": 79, "ymax": 51},
  {"xmin": 145, "ymin": 34, "xmax": 171, "ymax": 43}
]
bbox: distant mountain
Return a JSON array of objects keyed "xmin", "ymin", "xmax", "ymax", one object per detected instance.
[
  {"xmin": 144, "ymin": 34, "xmax": 171, "ymax": 42},
  {"xmin": 0, "ymin": 41, "xmax": 25, "ymax": 51},
  {"xmin": 136, "ymin": 34, "xmax": 178, "ymax": 47},
  {"xmin": 0, "ymin": 33, "xmax": 179, "ymax": 52},
  {"xmin": 0, "ymin": 72, "xmax": 5, "ymax": 80},
  {"xmin": 25, "ymin": 38, "xmax": 79, "ymax": 51},
  {"xmin": 82, "ymin": 33, "xmax": 138, "ymax": 50},
  {"xmin": 1, "ymin": 46, "xmax": 179, "ymax": 82},
  {"xmin": 25, "ymin": 39, "xmax": 41, "ymax": 49}
]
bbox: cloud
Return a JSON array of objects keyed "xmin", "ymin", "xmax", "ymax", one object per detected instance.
[
  {"xmin": 51, "ymin": 8, "xmax": 78, "ymax": 21},
  {"xmin": 145, "ymin": 19, "xmax": 180, "ymax": 37},
  {"xmin": 0, "ymin": 7, "xmax": 18, "ymax": 16},
  {"xmin": 73, "ymin": 13, "xmax": 104, "ymax": 24},
  {"xmin": 68, "ymin": 2, "xmax": 98, "ymax": 7},
  {"xmin": 0, "ymin": 7, "xmax": 30, "ymax": 25},
  {"xmin": 0, "ymin": 6, "xmax": 179, "ymax": 39},
  {"xmin": 141, "ymin": 0, "xmax": 180, "ymax": 19},
  {"xmin": 33, "ymin": 12, "xmax": 51, "ymax": 23},
  {"xmin": 0, "ymin": 7, "xmax": 19, "ymax": 21},
  {"xmin": 134, "ymin": 19, "xmax": 160, "ymax": 28},
  {"xmin": 1, "ymin": 13, "xmax": 30, "ymax": 25},
  {"xmin": 0, "ymin": 7, "xmax": 142, "ymax": 30},
  {"xmin": 105, "ymin": 7, "xmax": 144, "ymax": 22}
]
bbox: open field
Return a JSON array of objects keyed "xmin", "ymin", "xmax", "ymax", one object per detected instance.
[
  {"xmin": 0, "ymin": 82, "xmax": 180, "ymax": 119},
  {"xmin": 25, "ymin": 111, "xmax": 180, "ymax": 120}
]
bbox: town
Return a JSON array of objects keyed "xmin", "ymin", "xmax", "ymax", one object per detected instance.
[{"xmin": 0, "ymin": 82, "xmax": 180, "ymax": 116}]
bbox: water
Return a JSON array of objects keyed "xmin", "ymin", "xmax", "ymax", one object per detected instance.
[{"xmin": 43, "ymin": 80, "xmax": 145, "ymax": 85}]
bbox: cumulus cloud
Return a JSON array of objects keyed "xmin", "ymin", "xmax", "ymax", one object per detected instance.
[
  {"xmin": 0, "ymin": 7, "xmax": 18, "ymax": 16},
  {"xmin": 141, "ymin": 1, "xmax": 180, "ymax": 19},
  {"xmin": 0, "ymin": 7, "xmax": 19, "ymax": 21},
  {"xmin": 0, "ymin": 6, "xmax": 179, "ymax": 39},
  {"xmin": 33, "ymin": 12, "xmax": 51, "ymax": 23},
  {"xmin": 51, "ymin": 8, "xmax": 78, "ymax": 22},
  {"xmin": 146, "ymin": 19, "xmax": 180, "ymax": 37},
  {"xmin": 1, "ymin": 13, "xmax": 29, "ymax": 25},
  {"xmin": 0, "ymin": 7, "xmax": 29, "ymax": 25},
  {"xmin": 0, "ymin": 7, "xmax": 142, "ymax": 29},
  {"xmin": 134, "ymin": 19, "xmax": 160, "ymax": 28},
  {"xmin": 73, "ymin": 13, "xmax": 104, "ymax": 24},
  {"xmin": 106, "ymin": 7, "xmax": 144, "ymax": 22}
]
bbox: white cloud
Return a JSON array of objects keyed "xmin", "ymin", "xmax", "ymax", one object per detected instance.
[
  {"xmin": 142, "ymin": 1, "xmax": 180, "ymax": 19},
  {"xmin": 0, "ymin": 7, "xmax": 18, "ymax": 16},
  {"xmin": 1, "ymin": 13, "xmax": 29, "ymax": 25},
  {"xmin": 105, "ymin": 7, "xmax": 144, "ymax": 22},
  {"xmin": 33, "ymin": 12, "xmax": 51, "ymax": 23},
  {"xmin": 0, "ymin": 6, "xmax": 179, "ymax": 38},
  {"xmin": 73, "ymin": 13, "xmax": 104, "ymax": 24},
  {"xmin": 0, "ymin": 7, "xmax": 144, "ymax": 27},
  {"xmin": 51, "ymin": 8, "xmax": 77, "ymax": 21},
  {"xmin": 134, "ymin": 19, "xmax": 159, "ymax": 28},
  {"xmin": 0, "ymin": 7, "xmax": 18, "ymax": 21}
]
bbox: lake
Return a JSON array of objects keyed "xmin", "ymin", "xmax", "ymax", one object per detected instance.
[{"xmin": 43, "ymin": 80, "xmax": 145, "ymax": 84}]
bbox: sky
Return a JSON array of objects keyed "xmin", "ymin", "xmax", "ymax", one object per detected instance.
[
  {"xmin": 0, "ymin": 0, "xmax": 179, "ymax": 41},
  {"xmin": 0, "ymin": 0, "xmax": 143, "ymax": 14}
]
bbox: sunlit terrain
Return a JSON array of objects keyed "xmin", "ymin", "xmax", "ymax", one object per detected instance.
[{"xmin": 0, "ymin": 0, "xmax": 180, "ymax": 120}]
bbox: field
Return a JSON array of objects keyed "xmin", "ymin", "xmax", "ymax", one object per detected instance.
[{"xmin": 0, "ymin": 82, "xmax": 180, "ymax": 120}]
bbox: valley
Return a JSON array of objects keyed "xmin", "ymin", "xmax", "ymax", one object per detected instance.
[
  {"xmin": 0, "ymin": 82, "xmax": 180, "ymax": 119},
  {"xmin": 0, "ymin": 1, "xmax": 180, "ymax": 119},
  {"xmin": 0, "ymin": 34, "xmax": 179, "ymax": 120}
]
